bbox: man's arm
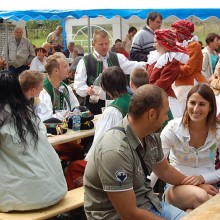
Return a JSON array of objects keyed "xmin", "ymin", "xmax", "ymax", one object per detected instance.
[
  {"xmin": 36, "ymin": 90, "xmax": 53, "ymax": 121},
  {"xmin": 153, "ymin": 158, "xmax": 186, "ymax": 185},
  {"xmin": 117, "ymin": 53, "xmax": 146, "ymax": 75},
  {"xmin": 73, "ymin": 59, "xmax": 89, "ymax": 97},
  {"xmin": 107, "ymin": 190, "xmax": 165, "ymax": 220}
]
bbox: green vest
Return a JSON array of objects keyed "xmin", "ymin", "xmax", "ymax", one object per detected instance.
[
  {"xmin": 162, "ymin": 108, "xmax": 174, "ymax": 129},
  {"xmin": 83, "ymin": 51, "xmax": 120, "ymax": 86},
  {"xmin": 110, "ymin": 94, "xmax": 131, "ymax": 117},
  {"xmin": 43, "ymin": 76, "xmax": 71, "ymax": 113}
]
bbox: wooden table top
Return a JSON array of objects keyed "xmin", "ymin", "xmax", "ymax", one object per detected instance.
[
  {"xmin": 48, "ymin": 114, "xmax": 100, "ymax": 146},
  {"xmin": 181, "ymin": 193, "xmax": 220, "ymax": 220}
]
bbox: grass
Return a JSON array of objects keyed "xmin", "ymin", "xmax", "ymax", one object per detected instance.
[{"xmin": 31, "ymin": 39, "xmax": 47, "ymax": 47}]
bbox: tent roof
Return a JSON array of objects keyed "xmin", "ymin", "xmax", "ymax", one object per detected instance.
[{"xmin": 0, "ymin": 0, "xmax": 220, "ymax": 21}]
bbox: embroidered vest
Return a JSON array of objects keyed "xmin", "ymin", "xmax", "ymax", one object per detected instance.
[
  {"xmin": 110, "ymin": 94, "xmax": 131, "ymax": 117},
  {"xmin": 83, "ymin": 51, "xmax": 120, "ymax": 86},
  {"xmin": 43, "ymin": 77, "xmax": 71, "ymax": 113}
]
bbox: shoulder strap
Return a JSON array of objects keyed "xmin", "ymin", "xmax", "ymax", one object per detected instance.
[
  {"xmin": 110, "ymin": 126, "xmax": 150, "ymax": 178},
  {"xmin": 142, "ymin": 26, "xmax": 153, "ymax": 33},
  {"xmin": 136, "ymin": 147, "xmax": 150, "ymax": 180}
]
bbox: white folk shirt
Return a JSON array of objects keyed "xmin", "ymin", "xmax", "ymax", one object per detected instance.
[{"xmin": 36, "ymin": 86, "xmax": 79, "ymax": 121}]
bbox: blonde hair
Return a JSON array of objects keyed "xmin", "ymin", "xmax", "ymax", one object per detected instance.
[
  {"xmin": 19, "ymin": 70, "xmax": 44, "ymax": 93},
  {"xmin": 130, "ymin": 68, "xmax": 149, "ymax": 89},
  {"xmin": 42, "ymin": 42, "xmax": 51, "ymax": 48},
  {"xmin": 45, "ymin": 54, "xmax": 62, "ymax": 75},
  {"xmin": 93, "ymin": 30, "xmax": 109, "ymax": 42}
]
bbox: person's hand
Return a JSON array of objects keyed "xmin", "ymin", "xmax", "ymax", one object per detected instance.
[
  {"xmin": 209, "ymin": 74, "xmax": 218, "ymax": 83},
  {"xmin": 198, "ymin": 184, "xmax": 219, "ymax": 196},
  {"xmin": 86, "ymin": 85, "xmax": 95, "ymax": 96},
  {"xmin": 181, "ymin": 175, "xmax": 205, "ymax": 185},
  {"xmin": 0, "ymin": 57, "xmax": 6, "ymax": 68}
]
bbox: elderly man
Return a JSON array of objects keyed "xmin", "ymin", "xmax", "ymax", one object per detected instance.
[
  {"xmin": 46, "ymin": 25, "xmax": 64, "ymax": 50},
  {"xmin": 64, "ymin": 41, "xmax": 75, "ymax": 58},
  {"xmin": 84, "ymin": 84, "xmax": 193, "ymax": 220},
  {"xmin": 74, "ymin": 29, "xmax": 146, "ymax": 115},
  {"xmin": 2, "ymin": 26, "xmax": 35, "ymax": 76}
]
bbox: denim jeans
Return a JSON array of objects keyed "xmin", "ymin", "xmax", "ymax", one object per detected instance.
[{"xmin": 150, "ymin": 201, "xmax": 186, "ymax": 220}]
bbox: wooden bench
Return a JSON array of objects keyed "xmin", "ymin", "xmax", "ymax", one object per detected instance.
[{"xmin": 0, "ymin": 187, "xmax": 84, "ymax": 220}]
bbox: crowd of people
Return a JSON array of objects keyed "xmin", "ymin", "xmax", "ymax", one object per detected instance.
[{"xmin": 0, "ymin": 10, "xmax": 220, "ymax": 220}]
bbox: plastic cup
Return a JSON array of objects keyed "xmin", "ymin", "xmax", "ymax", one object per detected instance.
[
  {"xmin": 101, "ymin": 107, "xmax": 106, "ymax": 113},
  {"xmin": 89, "ymin": 86, "xmax": 101, "ymax": 103}
]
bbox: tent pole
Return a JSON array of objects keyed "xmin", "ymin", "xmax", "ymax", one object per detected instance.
[
  {"xmin": 119, "ymin": 16, "xmax": 122, "ymax": 40},
  {"xmin": 4, "ymin": 19, "xmax": 9, "ymax": 71},
  {"xmin": 88, "ymin": 17, "xmax": 91, "ymax": 53},
  {"xmin": 61, "ymin": 19, "xmax": 67, "ymax": 51}
]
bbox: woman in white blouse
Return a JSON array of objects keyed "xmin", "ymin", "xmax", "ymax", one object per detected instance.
[
  {"xmin": 161, "ymin": 84, "xmax": 220, "ymax": 211},
  {"xmin": 30, "ymin": 47, "xmax": 47, "ymax": 73}
]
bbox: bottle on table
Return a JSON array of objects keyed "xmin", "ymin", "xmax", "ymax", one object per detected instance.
[{"xmin": 72, "ymin": 108, "xmax": 81, "ymax": 131}]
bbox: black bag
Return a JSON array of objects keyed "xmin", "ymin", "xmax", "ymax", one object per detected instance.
[{"xmin": 44, "ymin": 118, "xmax": 67, "ymax": 135}]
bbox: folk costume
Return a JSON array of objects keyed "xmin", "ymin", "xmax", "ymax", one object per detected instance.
[
  {"xmin": 36, "ymin": 76, "xmax": 79, "ymax": 122},
  {"xmin": 147, "ymin": 29, "xmax": 189, "ymax": 118},
  {"xmin": 85, "ymin": 93, "xmax": 131, "ymax": 161},
  {"xmin": 36, "ymin": 77, "xmax": 83, "ymax": 187},
  {"xmin": 74, "ymin": 49, "xmax": 146, "ymax": 114},
  {"xmin": 171, "ymin": 20, "xmax": 207, "ymax": 112}
]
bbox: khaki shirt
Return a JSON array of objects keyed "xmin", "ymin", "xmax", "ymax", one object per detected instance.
[
  {"xmin": 2, "ymin": 37, "xmax": 35, "ymax": 68},
  {"xmin": 84, "ymin": 116, "xmax": 164, "ymax": 220},
  {"xmin": 46, "ymin": 31, "xmax": 63, "ymax": 47}
]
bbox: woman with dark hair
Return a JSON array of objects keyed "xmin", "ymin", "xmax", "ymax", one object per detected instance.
[
  {"xmin": 122, "ymin": 26, "xmax": 137, "ymax": 55},
  {"xmin": 0, "ymin": 71, "xmax": 67, "ymax": 212},
  {"xmin": 85, "ymin": 66, "xmax": 131, "ymax": 160},
  {"xmin": 160, "ymin": 83, "xmax": 220, "ymax": 211},
  {"xmin": 30, "ymin": 47, "xmax": 47, "ymax": 73}
]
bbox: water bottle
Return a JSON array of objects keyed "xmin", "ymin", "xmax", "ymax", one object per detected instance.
[{"xmin": 72, "ymin": 108, "xmax": 81, "ymax": 131}]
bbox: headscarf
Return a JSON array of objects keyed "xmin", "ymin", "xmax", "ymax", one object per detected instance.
[
  {"xmin": 154, "ymin": 29, "xmax": 187, "ymax": 54},
  {"xmin": 171, "ymin": 20, "xmax": 194, "ymax": 42}
]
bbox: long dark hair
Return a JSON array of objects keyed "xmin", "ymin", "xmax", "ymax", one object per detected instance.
[
  {"xmin": 0, "ymin": 71, "xmax": 39, "ymax": 149},
  {"xmin": 182, "ymin": 83, "xmax": 220, "ymax": 135}
]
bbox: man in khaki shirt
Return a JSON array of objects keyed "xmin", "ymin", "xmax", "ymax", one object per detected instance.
[
  {"xmin": 46, "ymin": 25, "xmax": 64, "ymax": 50},
  {"xmin": 84, "ymin": 85, "xmax": 197, "ymax": 220},
  {"xmin": 2, "ymin": 26, "xmax": 35, "ymax": 76}
]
